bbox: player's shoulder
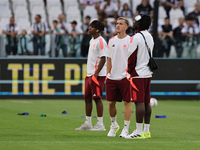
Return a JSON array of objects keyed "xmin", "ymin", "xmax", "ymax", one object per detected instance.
[
  {"xmin": 108, "ymin": 36, "xmax": 116, "ymax": 43},
  {"xmin": 99, "ymin": 36, "xmax": 107, "ymax": 42}
]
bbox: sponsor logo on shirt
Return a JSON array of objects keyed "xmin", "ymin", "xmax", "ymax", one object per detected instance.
[
  {"xmin": 123, "ymin": 44, "xmax": 127, "ymax": 48},
  {"xmin": 93, "ymin": 44, "xmax": 95, "ymax": 48},
  {"xmin": 112, "ymin": 44, "xmax": 115, "ymax": 47}
]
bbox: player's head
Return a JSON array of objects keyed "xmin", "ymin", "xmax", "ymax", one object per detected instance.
[
  {"xmin": 89, "ymin": 20, "xmax": 104, "ymax": 35},
  {"xmin": 116, "ymin": 17, "xmax": 129, "ymax": 34},
  {"xmin": 133, "ymin": 14, "xmax": 151, "ymax": 31},
  {"xmin": 164, "ymin": 17, "xmax": 170, "ymax": 25}
]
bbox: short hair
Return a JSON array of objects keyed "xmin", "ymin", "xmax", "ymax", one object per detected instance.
[
  {"xmin": 85, "ymin": 16, "xmax": 91, "ymax": 20},
  {"xmin": 185, "ymin": 14, "xmax": 195, "ymax": 21},
  {"xmin": 36, "ymin": 14, "xmax": 41, "ymax": 19},
  {"xmin": 136, "ymin": 14, "xmax": 151, "ymax": 30},
  {"xmin": 90, "ymin": 20, "xmax": 104, "ymax": 32},
  {"xmin": 53, "ymin": 20, "xmax": 58, "ymax": 23},
  {"xmin": 165, "ymin": 17, "xmax": 169, "ymax": 20},
  {"xmin": 117, "ymin": 17, "xmax": 129, "ymax": 26}
]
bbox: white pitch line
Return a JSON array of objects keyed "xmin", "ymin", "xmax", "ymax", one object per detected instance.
[{"xmin": 0, "ymin": 141, "xmax": 199, "ymax": 144}]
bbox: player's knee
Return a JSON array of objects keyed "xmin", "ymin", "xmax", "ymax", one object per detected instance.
[
  {"xmin": 85, "ymin": 99, "xmax": 92, "ymax": 103},
  {"xmin": 109, "ymin": 101, "xmax": 116, "ymax": 107}
]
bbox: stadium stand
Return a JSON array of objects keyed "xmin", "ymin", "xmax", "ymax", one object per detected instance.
[{"xmin": 0, "ymin": 0, "xmax": 200, "ymax": 58}]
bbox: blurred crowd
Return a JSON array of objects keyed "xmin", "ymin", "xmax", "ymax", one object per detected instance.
[{"xmin": 2, "ymin": 0, "xmax": 200, "ymax": 58}]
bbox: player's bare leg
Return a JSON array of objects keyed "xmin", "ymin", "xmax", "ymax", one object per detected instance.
[
  {"xmin": 90, "ymin": 98, "xmax": 106, "ymax": 131},
  {"xmin": 107, "ymin": 101, "xmax": 119, "ymax": 136},
  {"xmin": 75, "ymin": 99, "xmax": 93, "ymax": 130},
  {"xmin": 135, "ymin": 103, "xmax": 145, "ymax": 136},
  {"xmin": 94, "ymin": 98, "xmax": 103, "ymax": 117},
  {"xmin": 109, "ymin": 101, "xmax": 117, "ymax": 117},
  {"xmin": 144, "ymin": 103, "xmax": 151, "ymax": 138},
  {"xmin": 119, "ymin": 101, "xmax": 132, "ymax": 137},
  {"xmin": 85, "ymin": 99, "xmax": 93, "ymax": 116},
  {"xmin": 144, "ymin": 103, "xmax": 151, "ymax": 124}
]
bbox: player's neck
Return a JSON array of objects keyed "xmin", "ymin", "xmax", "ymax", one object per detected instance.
[
  {"xmin": 93, "ymin": 33, "xmax": 100, "ymax": 39},
  {"xmin": 117, "ymin": 32, "xmax": 127, "ymax": 39}
]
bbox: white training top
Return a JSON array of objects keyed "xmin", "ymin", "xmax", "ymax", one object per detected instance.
[
  {"xmin": 87, "ymin": 36, "xmax": 107, "ymax": 77},
  {"xmin": 128, "ymin": 30, "xmax": 154, "ymax": 78},
  {"xmin": 107, "ymin": 35, "xmax": 130, "ymax": 80}
]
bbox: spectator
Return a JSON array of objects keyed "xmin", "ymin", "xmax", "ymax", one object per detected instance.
[
  {"xmin": 135, "ymin": 0, "xmax": 153, "ymax": 17},
  {"xmin": 120, "ymin": 3, "xmax": 133, "ymax": 18},
  {"xmin": 57, "ymin": 14, "xmax": 69, "ymax": 57},
  {"xmin": 158, "ymin": 17, "xmax": 173, "ymax": 57},
  {"xmin": 81, "ymin": 16, "xmax": 92, "ymax": 57},
  {"xmin": 164, "ymin": 0, "xmax": 184, "ymax": 18},
  {"xmin": 18, "ymin": 30, "xmax": 33, "ymax": 55},
  {"xmin": 98, "ymin": 12, "xmax": 106, "ymax": 22},
  {"xmin": 181, "ymin": 15, "xmax": 199, "ymax": 58},
  {"xmin": 99, "ymin": 0, "xmax": 118, "ymax": 19},
  {"xmin": 173, "ymin": 17, "xmax": 185, "ymax": 57},
  {"xmin": 2, "ymin": 16, "xmax": 18, "ymax": 56},
  {"xmin": 68, "ymin": 21, "xmax": 83, "ymax": 57},
  {"xmin": 58, "ymin": 14, "xmax": 70, "ymax": 34},
  {"xmin": 31, "ymin": 14, "xmax": 49, "ymax": 55},
  {"xmin": 102, "ymin": 17, "xmax": 116, "ymax": 42},
  {"xmin": 51, "ymin": 20, "xmax": 67, "ymax": 57},
  {"xmin": 188, "ymin": 3, "xmax": 200, "ymax": 25}
]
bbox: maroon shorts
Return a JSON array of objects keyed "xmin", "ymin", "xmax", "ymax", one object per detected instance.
[
  {"xmin": 130, "ymin": 78, "xmax": 151, "ymax": 103},
  {"xmin": 106, "ymin": 78, "xmax": 130, "ymax": 102},
  {"xmin": 84, "ymin": 75, "xmax": 105, "ymax": 100}
]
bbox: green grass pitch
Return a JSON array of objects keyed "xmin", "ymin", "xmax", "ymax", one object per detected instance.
[{"xmin": 0, "ymin": 99, "xmax": 199, "ymax": 150}]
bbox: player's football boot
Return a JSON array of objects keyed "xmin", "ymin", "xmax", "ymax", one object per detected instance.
[
  {"xmin": 144, "ymin": 132, "xmax": 151, "ymax": 139},
  {"xmin": 75, "ymin": 123, "xmax": 93, "ymax": 130},
  {"xmin": 107, "ymin": 124, "xmax": 120, "ymax": 137},
  {"xmin": 119, "ymin": 128, "xmax": 129, "ymax": 138},
  {"xmin": 90, "ymin": 123, "xmax": 106, "ymax": 131},
  {"xmin": 125, "ymin": 130, "xmax": 145, "ymax": 139}
]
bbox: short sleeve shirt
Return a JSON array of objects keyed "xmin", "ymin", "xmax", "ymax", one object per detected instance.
[
  {"xmin": 107, "ymin": 35, "xmax": 130, "ymax": 80},
  {"xmin": 3, "ymin": 24, "xmax": 19, "ymax": 32},
  {"xmin": 87, "ymin": 36, "xmax": 107, "ymax": 77}
]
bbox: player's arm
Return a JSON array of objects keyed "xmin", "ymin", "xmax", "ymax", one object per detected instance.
[
  {"xmin": 2, "ymin": 30, "xmax": 11, "ymax": 35},
  {"xmin": 107, "ymin": 57, "xmax": 111, "ymax": 75},
  {"xmin": 94, "ymin": 56, "xmax": 106, "ymax": 79}
]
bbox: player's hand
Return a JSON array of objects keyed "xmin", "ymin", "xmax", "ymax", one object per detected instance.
[{"xmin": 94, "ymin": 73, "xmax": 98, "ymax": 79}]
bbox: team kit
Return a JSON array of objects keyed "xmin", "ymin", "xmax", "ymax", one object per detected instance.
[{"xmin": 76, "ymin": 14, "xmax": 154, "ymax": 140}]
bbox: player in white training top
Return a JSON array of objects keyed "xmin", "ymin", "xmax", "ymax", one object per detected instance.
[
  {"xmin": 76, "ymin": 20, "xmax": 107, "ymax": 131},
  {"xmin": 125, "ymin": 14, "xmax": 154, "ymax": 139},
  {"xmin": 106, "ymin": 17, "xmax": 132, "ymax": 137}
]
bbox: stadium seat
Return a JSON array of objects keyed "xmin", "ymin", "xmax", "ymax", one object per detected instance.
[
  {"xmin": 0, "ymin": 17, "xmax": 10, "ymax": 32},
  {"xmin": 158, "ymin": 6, "xmax": 167, "ymax": 26},
  {"xmin": 63, "ymin": 0, "xmax": 79, "ymax": 10},
  {"xmin": 46, "ymin": 0, "xmax": 62, "ymax": 12},
  {"xmin": 0, "ymin": 6, "xmax": 12, "ymax": 18},
  {"xmin": 83, "ymin": 5, "xmax": 98, "ymax": 21},
  {"xmin": 169, "ymin": 8, "xmax": 184, "ymax": 29},
  {"xmin": 12, "ymin": 0, "xmax": 27, "ymax": 10},
  {"xmin": 121, "ymin": 0, "xmax": 131, "ymax": 6},
  {"xmin": 183, "ymin": 0, "xmax": 197, "ymax": 9},
  {"xmin": 0, "ymin": 0, "xmax": 9, "ymax": 6}
]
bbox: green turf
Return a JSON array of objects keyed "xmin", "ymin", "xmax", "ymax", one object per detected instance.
[{"xmin": 0, "ymin": 99, "xmax": 199, "ymax": 150}]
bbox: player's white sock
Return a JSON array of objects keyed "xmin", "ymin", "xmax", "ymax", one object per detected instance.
[
  {"xmin": 144, "ymin": 124, "xmax": 150, "ymax": 133},
  {"xmin": 86, "ymin": 116, "xmax": 92, "ymax": 125},
  {"xmin": 136, "ymin": 123, "xmax": 143, "ymax": 134},
  {"xmin": 124, "ymin": 120, "xmax": 130, "ymax": 130},
  {"xmin": 110, "ymin": 117, "xmax": 117, "ymax": 126},
  {"xmin": 97, "ymin": 117, "xmax": 103, "ymax": 125}
]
